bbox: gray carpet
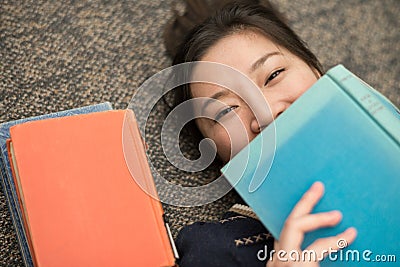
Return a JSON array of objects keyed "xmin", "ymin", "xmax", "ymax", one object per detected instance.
[{"xmin": 1, "ymin": 0, "xmax": 399, "ymax": 265}]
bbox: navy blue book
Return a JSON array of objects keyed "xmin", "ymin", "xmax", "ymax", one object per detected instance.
[
  {"xmin": 222, "ymin": 65, "xmax": 400, "ymax": 266},
  {"xmin": 0, "ymin": 102, "xmax": 113, "ymax": 267}
]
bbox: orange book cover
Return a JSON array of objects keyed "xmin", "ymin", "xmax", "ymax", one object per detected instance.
[
  {"xmin": 6, "ymin": 139, "xmax": 37, "ymax": 266},
  {"xmin": 8, "ymin": 110, "xmax": 176, "ymax": 267}
]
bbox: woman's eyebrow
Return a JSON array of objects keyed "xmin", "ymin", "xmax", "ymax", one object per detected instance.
[{"xmin": 250, "ymin": 51, "xmax": 282, "ymax": 73}]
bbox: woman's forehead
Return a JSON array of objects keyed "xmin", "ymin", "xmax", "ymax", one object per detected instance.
[{"xmin": 200, "ymin": 30, "xmax": 282, "ymax": 70}]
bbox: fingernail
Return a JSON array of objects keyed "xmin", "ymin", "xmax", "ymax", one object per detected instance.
[
  {"xmin": 346, "ymin": 227, "xmax": 357, "ymax": 236},
  {"xmin": 311, "ymin": 181, "xmax": 323, "ymax": 191},
  {"xmin": 330, "ymin": 210, "xmax": 342, "ymax": 219}
]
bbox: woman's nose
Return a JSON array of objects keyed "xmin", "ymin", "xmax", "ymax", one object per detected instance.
[
  {"xmin": 250, "ymin": 102, "xmax": 289, "ymax": 133},
  {"xmin": 250, "ymin": 119, "xmax": 263, "ymax": 133}
]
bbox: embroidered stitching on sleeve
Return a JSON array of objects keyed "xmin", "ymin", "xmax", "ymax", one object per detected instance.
[{"xmin": 234, "ymin": 232, "xmax": 273, "ymax": 247}]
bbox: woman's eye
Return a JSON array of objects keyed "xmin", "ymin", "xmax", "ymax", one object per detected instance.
[
  {"xmin": 215, "ymin": 105, "xmax": 238, "ymax": 121},
  {"xmin": 264, "ymin": 68, "xmax": 285, "ymax": 86}
]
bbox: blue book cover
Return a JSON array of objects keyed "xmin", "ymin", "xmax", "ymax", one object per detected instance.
[
  {"xmin": 0, "ymin": 102, "xmax": 113, "ymax": 267},
  {"xmin": 221, "ymin": 65, "xmax": 400, "ymax": 266}
]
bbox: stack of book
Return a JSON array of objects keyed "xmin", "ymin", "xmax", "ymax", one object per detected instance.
[
  {"xmin": 2, "ymin": 64, "xmax": 399, "ymax": 267},
  {"xmin": 0, "ymin": 103, "xmax": 177, "ymax": 266}
]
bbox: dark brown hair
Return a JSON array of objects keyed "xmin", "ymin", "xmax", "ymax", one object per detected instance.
[
  {"xmin": 163, "ymin": 0, "xmax": 288, "ymax": 59},
  {"xmin": 164, "ymin": 0, "xmax": 323, "ymax": 160}
]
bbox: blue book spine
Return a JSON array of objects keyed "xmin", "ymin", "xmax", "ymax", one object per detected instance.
[
  {"xmin": 327, "ymin": 65, "xmax": 400, "ymax": 145},
  {"xmin": 222, "ymin": 65, "xmax": 400, "ymax": 266},
  {"xmin": 0, "ymin": 102, "xmax": 112, "ymax": 267}
]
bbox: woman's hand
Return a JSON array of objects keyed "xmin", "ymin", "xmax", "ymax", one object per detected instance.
[{"xmin": 266, "ymin": 182, "xmax": 357, "ymax": 267}]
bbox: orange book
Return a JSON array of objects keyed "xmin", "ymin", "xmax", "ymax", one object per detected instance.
[
  {"xmin": 7, "ymin": 139, "xmax": 37, "ymax": 266},
  {"xmin": 8, "ymin": 110, "xmax": 176, "ymax": 267}
]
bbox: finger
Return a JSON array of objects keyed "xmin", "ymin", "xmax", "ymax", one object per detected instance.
[
  {"xmin": 289, "ymin": 182, "xmax": 324, "ymax": 219},
  {"xmin": 292, "ymin": 210, "xmax": 342, "ymax": 232},
  {"xmin": 278, "ymin": 210, "xmax": 341, "ymax": 251},
  {"xmin": 306, "ymin": 227, "xmax": 358, "ymax": 259}
]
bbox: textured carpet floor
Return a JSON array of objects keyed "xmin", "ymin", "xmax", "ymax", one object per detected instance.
[{"xmin": 1, "ymin": 0, "xmax": 399, "ymax": 265}]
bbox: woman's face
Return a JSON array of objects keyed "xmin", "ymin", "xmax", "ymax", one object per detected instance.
[{"xmin": 190, "ymin": 30, "xmax": 319, "ymax": 163}]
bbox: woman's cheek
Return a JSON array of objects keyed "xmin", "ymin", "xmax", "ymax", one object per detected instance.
[
  {"xmin": 210, "ymin": 127, "xmax": 232, "ymax": 162},
  {"xmin": 215, "ymin": 124, "xmax": 253, "ymax": 162},
  {"xmin": 295, "ymin": 67, "xmax": 319, "ymax": 93}
]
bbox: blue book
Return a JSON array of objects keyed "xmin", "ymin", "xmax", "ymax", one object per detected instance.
[
  {"xmin": 221, "ymin": 65, "xmax": 400, "ymax": 266},
  {"xmin": 0, "ymin": 102, "xmax": 113, "ymax": 267}
]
